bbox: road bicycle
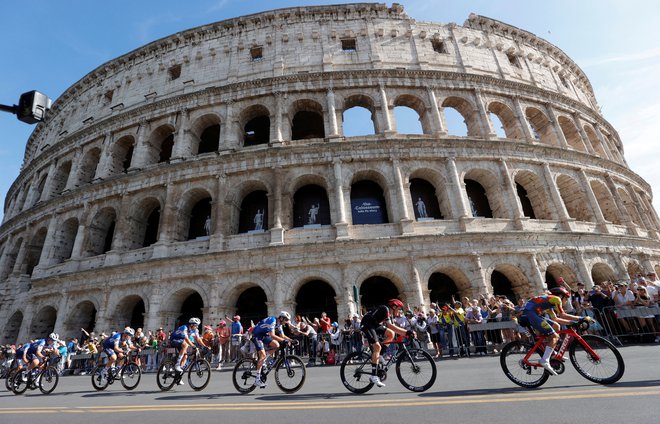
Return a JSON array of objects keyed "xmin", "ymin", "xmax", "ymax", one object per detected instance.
[
  {"xmin": 340, "ymin": 336, "xmax": 436, "ymax": 393},
  {"xmin": 157, "ymin": 346, "xmax": 211, "ymax": 391},
  {"xmin": 91, "ymin": 349, "xmax": 142, "ymax": 391},
  {"xmin": 500, "ymin": 319, "xmax": 625, "ymax": 388},
  {"xmin": 8, "ymin": 353, "xmax": 60, "ymax": 395},
  {"xmin": 232, "ymin": 340, "xmax": 306, "ymax": 394}
]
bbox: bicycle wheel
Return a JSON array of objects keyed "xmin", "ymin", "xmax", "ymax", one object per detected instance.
[
  {"xmin": 339, "ymin": 351, "xmax": 374, "ymax": 394},
  {"xmin": 500, "ymin": 341, "xmax": 549, "ymax": 388},
  {"xmin": 232, "ymin": 358, "xmax": 257, "ymax": 394},
  {"xmin": 91, "ymin": 365, "xmax": 110, "ymax": 391},
  {"xmin": 120, "ymin": 363, "xmax": 142, "ymax": 390},
  {"xmin": 274, "ymin": 355, "xmax": 306, "ymax": 393},
  {"xmin": 569, "ymin": 335, "xmax": 625, "ymax": 384},
  {"xmin": 188, "ymin": 359, "xmax": 211, "ymax": 391},
  {"xmin": 156, "ymin": 361, "xmax": 177, "ymax": 391},
  {"xmin": 38, "ymin": 366, "xmax": 59, "ymax": 394},
  {"xmin": 10, "ymin": 369, "xmax": 29, "ymax": 394},
  {"xmin": 395, "ymin": 348, "xmax": 436, "ymax": 392},
  {"xmin": 5, "ymin": 369, "xmax": 18, "ymax": 392}
]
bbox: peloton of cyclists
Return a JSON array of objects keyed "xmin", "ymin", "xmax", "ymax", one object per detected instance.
[
  {"xmin": 101, "ymin": 327, "xmax": 136, "ymax": 376},
  {"xmin": 359, "ymin": 299, "xmax": 415, "ymax": 388},
  {"xmin": 251, "ymin": 311, "xmax": 296, "ymax": 388},
  {"xmin": 521, "ymin": 283, "xmax": 591, "ymax": 375},
  {"xmin": 169, "ymin": 317, "xmax": 207, "ymax": 381},
  {"xmin": 24, "ymin": 333, "xmax": 60, "ymax": 379}
]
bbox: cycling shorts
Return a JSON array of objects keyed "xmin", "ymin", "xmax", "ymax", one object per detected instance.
[
  {"xmin": 524, "ymin": 313, "xmax": 557, "ymax": 336},
  {"xmin": 251, "ymin": 335, "xmax": 273, "ymax": 351},
  {"xmin": 170, "ymin": 338, "xmax": 186, "ymax": 352},
  {"xmin": 360, "ymin": 324, "xmax": 386, "ymax": 345},
  {"xmin": 104, "ymin": 347, "xmax": 118, "ymax": 358}
]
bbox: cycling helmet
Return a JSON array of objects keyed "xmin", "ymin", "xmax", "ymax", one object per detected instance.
[
  {"xmin": 189, "ymin": 317, "xmax": 201, "ymax": 325},
  {"xmin": 123, "ymin": 327, "xmax": 135, "ymax": 337},
  {"xmin": 549, "ymin": 287, "xmax": 570, "ymax": 299},
  {"xmin": 48, "ymin": 333, "xmax": 59, "ymax": 341},
  {"xmin": 278, "ymin": 311, "xmax": 291, "ymax": 321},
  {"xmin": 388, "ymin": 299, "xmax": 404, "ymax": 308}
]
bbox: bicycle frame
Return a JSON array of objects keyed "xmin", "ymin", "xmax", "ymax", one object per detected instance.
[{"xmin": 523, "ymin": 327, "xmax": 601, "ymax": 368}]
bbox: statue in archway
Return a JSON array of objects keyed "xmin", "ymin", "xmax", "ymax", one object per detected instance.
[
  {"xmin": 308, "ymin": 203, "xmax": 319, "ymax": 225},
  {"xmin": 416, "ymin": 197, "xmax": 428, "ymax": 218},
  {"xmin": 204, "ymin": 215, "xmax": 211, "ymax": 236},
  {"xmin": 254, "ymin": 209, "xmax": 264, "ymax": 230}
]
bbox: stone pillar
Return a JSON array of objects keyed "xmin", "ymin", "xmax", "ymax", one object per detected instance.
[
  {"xmin": 593, "ymin": 125, "xmax": 614, "ymax": 161},
  {"xmin": 392, "ymin": 160, "xmax": 414, "ymax": 234},
  {"xmin": 15, "ymin": 302, "xmax": 35, "ymax": 342},
  {"xmin": 379, "ymin": 85, "xmax": 394, "ymax": 134},
  {"xmin": 573, "ymin": 114, "xmax": 595, "ymax": 155},
  {"xmin": 171, "ymin": 109, "xmax": 191, "ymax": 160},
  {"xmin": 152, "ymin": 184, "xmax": 175, "ymax": 258},
  {"xmin": 326, "ymin": 89, "xmax": 340, "ymax": 139},
  {"xmin": 272, "ymin": 92, "xmax": 285, "ymax": 144},
  {"xmin": 94, "ymin": 132, "xmax": 115, "ymax": 180},
  {"xmin": 578, "ymin": 170, "xmax": 609, "ymax": 232},
  {"xmin": 64, "ymin": 147, "xmax": 84, "ymax": 191},
  {"xmin": 542, "ymin": 163, "xmax": 572, "ymax": 229},
  {"xmin": 36, "ymin": 214, "xmax": 59, "ymax": 269},
  {"xmin": 426, "ymin": 87, "xmax": 447, "ymax": 136},
  {"xmin": 129, "ymin": 120, "xmax": 150, "ymax": 169},
  {"xmin": 628, "ymin": 187, "xmax": 657, "ymax": 235},
  {"xmin": 604, "ymin": 174, "xmax": 637, "ymax": 235},
  {"xmin": 527, "ymin": 253, "xmax": 547, "ymax": 295},
  {"xmin": 573, "ymin": 251, "xmax": 595, "ymax": 289},
  {"xmin": 270, "ymin": 168, "xmax": 285, "ymax": 245},
  {"xmin": 445, "ymin": 157, "xmax": 470, "ymax": 219},
  {"xmin": 474, "ymin": 89, "xmax": 497, "ymax": 139},
  {"xmin": 39, "ymin": 162, "xmax": 58, "ymax": 202},
  {"xmin": 499, "ymin": 159, "xmax": 524, "ymax": 223},
  {"xmin": 408, "ymin": 258, "xmax": 426, "ymax": 311},
  {"xmin": 210, "ymin": 174, "xmax": 227, "ymax": 251},
  {"xmin": 512, "ymin": 97, "xmax": 535, "ymax": 141},
  {"xmin": 144, "ymin": 291, "xmax": 164, "ymax": 332},
  {"xmin": 333, "ymin": 159, "xmax": 349, "ymax": 239},
  {"xmin": 52, "ymin": 295, "xmax": 69, "ymax": 337},
  {"xmin": 545, "ymin": 104, "xmax": 569, "ymax": 149},
  {"xmin": 11, "ymin": 238, "xmax": 29, "ymax": 276},
  {"xmin": 470, "ymin": 254, "xmax": 489, "ymax": 296}
]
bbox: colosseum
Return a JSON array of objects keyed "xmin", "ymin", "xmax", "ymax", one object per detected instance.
[{"xmin": 1, "ymin": 3, "xmax": 659, "ymax": 343}]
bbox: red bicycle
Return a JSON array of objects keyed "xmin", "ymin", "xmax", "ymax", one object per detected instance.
[{"xmin": 500, "ymin": 320, "xmax": 624, "ymax": 388}]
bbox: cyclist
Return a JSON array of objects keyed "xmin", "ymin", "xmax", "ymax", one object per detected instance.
[
  {"xmin": 26, "ymin": 333, "xmax": 60, "ymax": 376},
  {"xmin": 251, "ymin": 311, "xmax": 295, "ymax": 388},
  {"xmin": 101, "ymin": 327, "xmax": 135, "ymax": 375},
  {"xmin": 522, "ymin": 286, "xmax": 589, "ymax": 375},
  {"xmin": 359, "ymin": 299, "xmax": 415, "ymax": 388},
  {"xmin": 170, "ymin": 317, "xmax": 207, "ymax": 377}
]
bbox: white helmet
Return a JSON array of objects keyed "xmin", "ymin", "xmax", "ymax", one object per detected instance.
[
  {"xmin": 278, "ymin": 311, "xmax": 291, "ymax": 321},
  {"xmin": 123, "ymin": 327, "xmax": 135, "ymax": 337},
  {"xmin": 189, "ymin": 317, "xmax": 201, "ymax": 325},
  {"xmin": 48, "ymin": 333, "xmax": 59, "ymax": 342}
]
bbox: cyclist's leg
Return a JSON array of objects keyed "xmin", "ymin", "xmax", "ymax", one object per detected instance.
[
  {"xmin": 105, "ymin": 352, "xmax": 117, "ymax": 371},
  {"xmin": 177, "ymin": 340, "xmax": 190, "ymax": 368}
]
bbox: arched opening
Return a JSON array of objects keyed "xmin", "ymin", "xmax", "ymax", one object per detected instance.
[
  {"xmin": 626, "ymin": 261, "xmax": 644, "ymax": 279},
  {"xmin": 545, "ymin": 263, "xmax": 578, "ymax": 288},
  {"xmin": 488, "ymin": 113, "xmax": 507, "ymax": 138},
  {"xmin": 78, "ymin": 147, "xmax": 101, "ymax": 185},
  {"xmin": 442, "ymin": 97, "xmax": 481, "ymax": 137},
  {"xmin": 65, "ymin": 301, "xmax": 97, "ymax": 336},
  {"xmin": 51, "ymin": 161, "xmax": 72, "ymax": 196},
  {"xmin": 25, "ymin": 227, "xmax": 47, "ymax": 276},
  {"xmin": 350, "ymin": 180, "xmax": 389, "ymax": 225},
  {"xmin": 393, "ymin": 106, "xmax": 423, "ymax": 134},
  {"xmin": 590, "ymin": 181, "xmax": 622, "ymax": 224},
  {"xmin": 525, "ymin": 107, "xmax": 557, "ymax": 146},
  {"xmin": 556, "ymin": 175, "xmax": 593, "ymax": 222},
  {"xmin": 428, "ymin": 272, "xmax": 459, "ymax": 305},
  {"xmin": 53, "ymin": 217, "xmax": 79, "ymax": 263},
  {"xmin": 514, "ymin": 171, "xmax": 553, "ymax": 220},
  {"xmin": 188, "ymin": 197, "xmax": 213, "ymax": 239},
  {"xmin": 443, "ymin": 107, "xmax": 468, "ymax": 136},
  {"xmin": 292, "ymin": 111, "xmax": 324, "ymax": 140},
  {"xmin": 112, "ymin": 136, "xmax": 135, "ymax": 174},
  {"xmin": 343, "ymin": 106, "xmax": 376, "ymax": 136},
  {"xmin": 617, "ymin": 188, "xmax": 643, "ymax": 226},
  {"xmin": 239, "ymin": 190, "xmax": 268, "ymax": 233},
  {"xmin": 244, "ymin": 116, "xmax": 271, "ymax": 146},
  {"xmin": 295, "ymin": 280, "xmax": 338, "ymax": 321},
  {"xmin": 359, "ymin": 276, "xmax": 399, "ymax": 312},
  {"xmin": 198, "ymin": 124, "xmax": 220, "ymax": 154},
  {"xmin": 85, "ymin": 208, "xmax": 116, "ymax": 256},
  {"xmin": 516, "ymin": 183, "xmax": 536, "ymax": 219},
  {"xmin": 116, "ymin": 295, "xmax": 145, "ymax": 329},
  {"xmin": 591, "ymin": 263, "xmax": 617, "ymax": 284},
  {"xmin": 158, "ymin": 134, "xmax": 174, "ymax": 163},
  {"xmin": 410, "ymin": 178, "xmax": 443, "ymax": 220},
  {"xmin": 491, "ymin": 270, "xmax": 518, "ymax": 302},
  {"xmin": 143, "ymin": 207, "xmax": 161, "ymax": 247},
  {"xmin": 465, "ymin": 179, "xmax": 493, "ymax": 218},
  {"xmin": 2, "ymin": 311, "xmax": 23, "ymax": 344},
  {"xmin": 488, "ymin": 102, "xmax": 523, "ymax": 140},
  {"xmin": 0, "ymin": 237, "xmax": 22, "ymax": 280},
  {"xmin": 558, "ymin": 116, "xmax": 586, "ymax": 152},
  {"xmin": 30, "ymin": 306, "xmax": 57, "ymax": 339},
  {"xmin": 31, "ymin": 175, "xmax": 48, "ymax": 206},
  {"xmin": 584, "ymin": 125, "xmax": 608, "ymax": 158},
  {"xmin": 178, "ymin": 292, "xmax": 204, "ymax": 327},
  {"xmin": 293, "ymin": 185, "xmax": 331, "ymax": 227},
  {"xmin": 235, "ymin": 286, "xmax": 268, "ymax": 328}
]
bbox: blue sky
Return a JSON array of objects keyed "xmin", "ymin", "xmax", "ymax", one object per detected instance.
[{"xmin": 1, "ymin": 0, "xmax": 659, "ymax": 221}]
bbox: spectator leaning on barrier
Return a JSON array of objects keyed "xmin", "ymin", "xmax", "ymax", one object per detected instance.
[
  {"xmin": 426, "ymin": 309, "xmax": 441, "ymax": 358},
  {"xmin": 466, "ymin": 299, "xmax": 487, "ymax": 355},
  {"xmin": 216, "ymin": 320, "xmax": 231, "ymax": 369},
  {"xmin": 451, "ymin": 300, "xmax": 470, "ymax": 357}
]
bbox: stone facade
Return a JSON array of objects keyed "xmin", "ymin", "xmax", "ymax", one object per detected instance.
[{"xmin": 1, "ymin": 3, "xmax": 660, "ymax": 343}]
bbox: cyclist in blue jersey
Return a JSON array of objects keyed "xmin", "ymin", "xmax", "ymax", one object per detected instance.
[
  {"xmin": 251, "ymin": 311, "xmax": 295, "ymax": 388},
  {"xmin": 14, "ymin": 342, "xmax": 30, "ymax": 370},
  {"xmin": 521, "ymin": 286, "xmax": 588, "ymax": 375},
  {"xmin": 26, "ymin": 333, "xmax": 60, "ymax": 372},
  {"xmin": 169, "ymin": 317, "xmax": 207, "ymax": 376},
  {"xmin": 101, "ymin": 327, "xmax": 135, "ymax": 374}
]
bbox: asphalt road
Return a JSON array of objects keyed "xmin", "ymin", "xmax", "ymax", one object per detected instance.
[{"xmin": 1, "ymin": 344, "xmax": 659, "ymax": 424}]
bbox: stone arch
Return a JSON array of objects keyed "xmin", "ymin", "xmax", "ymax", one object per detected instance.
[
  {"xmin": 342, "ymin": 94, "xmax": 377, "ymax": 136},
  {"xmin": 295, "ymin": 279, "xmax": 338, "ymax": 321},
  {"xmin": 0, "ymin": 236, "xmax": 22, "ymax": 280},
  {"xmin": 240, "ymin": 104, "xmax": 271, "ymax": 147},
  {"xmin": 442, "ymin": 96, "xmax": 482, "ymax": 137},
  {"xmin": 238, "ymin": 190, "xmax": 269, "ymax": 234},
  {"xmin": 234, "ymin": 284, "xmax": 268, "ymax": 328},
  {"xmin": 51, "ymin": 160, "xmax": 72, "ymax": 196},
  {"xmin": 428, "ymin": 268, "xmax": 471, "ymax": 305},
  {"xmin": 409, "ymin": 178, "xmax": 443, "ymax": 220},
  {"xmin": 463, "ymin": 168, "xmax": 508, "ymax": 219},
  {"xmin": 359, "ymin": 275, "xmax": 401, "ymax": 312},
  {"xmin": 393, "ymin": 94, "xmax": 430, "ymax": 134},
  {"xmin": 3, "ymin": 310, "xmax": 23, "ymax": 344},
  {"xmin": 111, "ymin": 135, "xmax": 135, "ymax": 174},
  {"xmin": 289, "ymin": 99, "xmax": 325, "ymax": 140},
  {"xmin": 556, "ymin": 174, "xmax": 594, "ymax": 222},
  {"xmin": 490, "ymin": 264, "xmax": 529, "ymax": 301},
  {"xmin": 591, "ymin": 263, "xmax": 617, "ymax": 284},
  {"xmin": 525, "ymin": 107, "xmax": 557, "ymax": 146},
  {"xmin": 64, "ymin": 300, "xmax": 97, "ymax": 336},
  {"xmin": 25, "ymin": 226, "xmax": 48, "ymax": 276},
  {"xmin": 350, "ymin": 177, "xmax": 390, "ymax": 225},
  {"xmin": 125, "ymin": 196, "xmax": 162, "ymax": 249},
  {"xmin": 545, "ymin": 263, "xmax": 579, "ymax": 288},
  {"xmin": 513, "ymin": 170, "xmax": 553, "ymax": 220},
  {"xmin": 52, "ymin": 216, "xmax": 79, "ymax": 264},
  {"xmin": 190, "ymin": 113, "xmax": 221, "ymax": 155},
  {"xmin": 31, "ymin": 174, "xmax": 48, "ymax": 206},
  {"xmin": 30, "ymin": 305, "xmax": 57, "ymax": 339},
  {"xmin": 176, "ymin": 188, "xmax": 214, "ymax": 241},
  {"xmin": 617, "ymin": 188, "xmax": 643, "ymax": 226},
  {"xmin": 590, "ymin": 180, "xmax": 622, "ymax": 224},
  {"xmin": 409, "ymin": 168, "xmax": 451, "ymax": 219},
  {"xmin": 84, "ymin": 207, "xmax": 117, "ymax": 256},
  {"xmin": 292, "ymin": 184, "xmax": 331, "ymax": 227},
  {"xmin": 584, "ymin": 125, "xmax": 608, "ymax": 158},
  {"xmin": 626, "ymin": 260, "xmax": 644, "ymax": 278},
  {"xmin": 161, "ymin": 287, "xmax": 206, "ymax": 328},
  {"xmin": 487, "ymin": 101, "xmax": 523, "ymax": 140},
  {"xmin": 228, "ymin": 180, "xmax": 271, "ymax": 235},
  {"xmin": 114, "ymin": 294, "xmax": 146, "ymax": 329},
  {"xmin": 77, "ymin": 147, "xmax": 102, "ymax": 185},
  {"xmin": 558, "ymin": 116, "xmax": 586, "ymax": 152},
  {"xmin": 147, "ymin": 124, "xmax": 176, "ymax": 164}
]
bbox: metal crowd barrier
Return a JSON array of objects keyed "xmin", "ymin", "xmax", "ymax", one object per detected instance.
[{"xmin": 597, "ymin": 305, "xmax": 660, "ymax": 344}]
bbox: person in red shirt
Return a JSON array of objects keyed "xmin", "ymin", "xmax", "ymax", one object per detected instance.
[
  {"xmin": 215, "ymin": 320, "xmax": 230, "ymax": 369},
  {"xmin": 319, "ymin": 312, "xmax": 332, "ymax": 333}
]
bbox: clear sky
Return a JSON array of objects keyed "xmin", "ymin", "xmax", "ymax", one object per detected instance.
[{"xmin": 1, "ymin": 0, "xmax": 659, "ymax": 222}]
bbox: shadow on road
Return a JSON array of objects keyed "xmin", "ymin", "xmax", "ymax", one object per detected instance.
[{"xmin": 82, "ymin": 390, "xmax": 155, "ymax": 398}]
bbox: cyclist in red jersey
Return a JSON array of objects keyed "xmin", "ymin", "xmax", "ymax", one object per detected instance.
[{"xmin": 522, "ymin": 285, "xmax": 588, "ymax": 375}]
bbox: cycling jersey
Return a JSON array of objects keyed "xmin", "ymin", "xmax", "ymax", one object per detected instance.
[
  {"xmin": 522, "ymin": 295, "xmax": 565, "ymax": 336},
  {"xmin": 360, "ymin": 305, "xmax": 391, "ymax": 345},
  {"xmin": 252, "ymin": 317, "xmax": 280, "ymax": 339},
  {"xmin": 170, "ymin": 324, "xmax": 199, "ymax": 342},
  {"xmin": 102, "ymin": 333, "xmax": 132, "ymax": 356},
  {"xmin": 26, "ymin": 339, "xmax": 49, "ymax": 361}
]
